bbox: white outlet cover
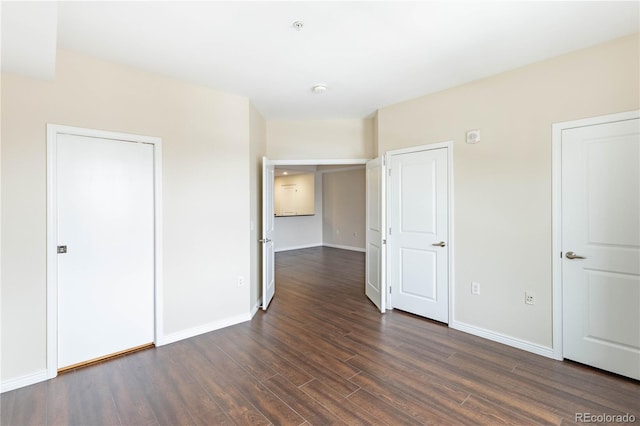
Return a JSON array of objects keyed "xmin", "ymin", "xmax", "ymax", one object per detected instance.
[{"xmin": 525, "ymin": 291, "xmax": 535, "ymax": 305}]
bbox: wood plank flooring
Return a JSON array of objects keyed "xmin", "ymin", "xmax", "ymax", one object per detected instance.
[{"xmin": 2, "ymin": 246, "xmax": 638, "ymax": 425}]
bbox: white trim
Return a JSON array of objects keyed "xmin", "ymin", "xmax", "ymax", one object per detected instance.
[
  {"xmin": 447, "ymin": 143, "xmax": 455, "ymax": 326},
  {"xmin": 272, "ymin": 158, "xmax": 368, "ymax": 166},
  {"xmin": 46, "ymin": 127, "xmax": 58, "ymax": 379},
  {"xmin": 450, "ymin": 321, "xmax": 555, "ymax": 359},
  {"xmin": 153, "ymin": 138, "xmax": 165, "ymax": 347},
  {"xmin": 385, "ymin": 140, "xmax": 452, "ymax": 156},
  {"xmin": 385, "ymin": 151, "xmax": 391, "ymax": 309},
  {"xmin": 551, "ymin": 120, "xmax": 563, "ymax": 360},
  {"xmin": 251, "ymin": 300, "xmax": 261, "ymax": 317},
  {"xmin": 384, "ymin": 141, "xmax": 454, "ymax": 324},
  {"xmin": 46, "ymin": 124, "xmax": 164, "ymax": 380},
  {"xmin": 317, "ymin": 165, "xmax": 365, "ymax": 174},
  {"xmin": 275, "ymin": 243, "xmax": 322, "ymax": 253},
  {"xmin": 162, "ymin": 313, "xmax": 252, "ymax": 345},
  {"xmin": 1, "ymin": 369, "xmax": 49, "ymax": 394},
  {"xmin": 551, "ymin": 110, "xmax": 639, "ymax": 361},
  {"xmin": 323, "ymin": 243, "xmax": 365, "ymax": 253}
]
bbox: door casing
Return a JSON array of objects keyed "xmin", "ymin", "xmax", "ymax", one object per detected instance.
[
  {"xmin": 261, "ymin": 158, "xmax": 369, "ymax": 309},
  {"xmin": 551, "ymin": 110, "xmax": 639, "ymax": 360},
  {"xmin": 46, "ymin": 124, "xmax": 163, "ymax": 379}
]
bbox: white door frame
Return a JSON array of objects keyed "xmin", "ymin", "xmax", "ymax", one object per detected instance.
[
  {"xmin": 264, "ymin": 158, "xmax": 368, "ymax": 303},
  {"xmin": 551, "ymin": 110, "xmax": 639, "ymax": 360},
  {"xmin": 385, "ymin": 141, "xmax": 454, "ymax": 323},
  {"xmin": 271, "ymin": 159, "xmax": 369, "ymax": 166},
  {"xmin": 46, "ymin": 124, "xmax": 163, "ymax": 379}
]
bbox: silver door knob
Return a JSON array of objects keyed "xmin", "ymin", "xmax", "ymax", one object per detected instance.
[
  {"xmin": 432, "ymin": 241, "xmax": 446, "ymax": 247},
  {"xmin": 565, "ymin": 251, "xmax": 586, "ymax": 260},
  {"xmin": 259, "ymin": 238, "xmax": 271, "ymax": 243}
]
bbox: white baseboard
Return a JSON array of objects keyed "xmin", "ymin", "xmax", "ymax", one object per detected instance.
[
  {"xmin": 1, "ymin": 369, "xmax": 49, "ymax": 393},
  {"xmin": 323, "ymin": 243, "xmax": 365, "ymax": 253},
  {"xmin": 159, "ymin": 312, "xmax": 252, "ymax": 346},
  {"xmin": 275, "ymin": 243, "xmax": 322, "ymax": 253},
  {"xmin": 449, "ymin": 320, "xmax": 555, "ymax": 359},
  {"xmin": 251, "ymin": 299, "xmax": 261, "ymax": 317}
]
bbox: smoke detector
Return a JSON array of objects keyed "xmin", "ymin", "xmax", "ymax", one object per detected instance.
[{"xmin": 312, "ymin": 85, "xmax": 327, "ymax": 94}]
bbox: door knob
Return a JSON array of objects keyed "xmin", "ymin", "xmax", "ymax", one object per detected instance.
[
  {"xmin": 565, "ymin": 251, "xmax": 586, "ymax": 260},
  {"xmin": 259, "ymin": 238, "xmax": 271, "ymax": 243},
  {"xmin": 432, "ymin": 241, "xmax": 446, "ymax": 247}
]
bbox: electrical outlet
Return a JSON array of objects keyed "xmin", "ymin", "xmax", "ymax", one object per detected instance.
[
  {"xmin": 525, "ymin": 291, "xmax": 535, "ymax": 305},
  {"xmin": 471, "ymin": 282, "xmax": 480, "ymax": 295},
  {"xmin": 238, "ymin": 276, "xmax": 245, "ymax": 287}
]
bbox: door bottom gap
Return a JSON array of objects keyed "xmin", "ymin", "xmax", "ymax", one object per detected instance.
[{"xmin": 58, "ymin": 342, "xmax": 155, "ymax": 374}]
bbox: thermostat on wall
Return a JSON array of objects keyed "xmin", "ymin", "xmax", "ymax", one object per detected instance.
[{"xmin": 466, "ymin": 129, "xmax": 481, "ymax": 144}]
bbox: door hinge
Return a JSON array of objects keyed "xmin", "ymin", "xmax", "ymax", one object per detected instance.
[
  {"xmin": 382, "ymin": 239, "xmax": 387, "ymax": 245},
  {"xmin": 389, "ymin": 286, "xmax": 392, "ymax": 294},
  {"xmin": 560, "ymin": 251, "xmax": 563, "ymax": 258},
  {"xmin": 388, "ymin": 228, "xmax": 392, "ymax": 235},
  {"xmin": 382, "ymin": 156, "xmax": 386, "ymax": 166}
]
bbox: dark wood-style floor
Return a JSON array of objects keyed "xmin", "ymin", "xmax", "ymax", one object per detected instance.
[{"xmin": 2, "ymin": 247, "xmax": 639, "ymax": 425}]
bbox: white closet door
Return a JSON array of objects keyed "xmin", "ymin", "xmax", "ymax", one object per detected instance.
[
  {"xmin": 389, "ymin": 147, "xmax": 449, "ymax": 322},
  {"xmin": 562, "ymin": 118, "xmax": 640, "ymax": 380},
  {"xmin": 57, "ymin": 133, "xmax": 155, "ymax": 369}
]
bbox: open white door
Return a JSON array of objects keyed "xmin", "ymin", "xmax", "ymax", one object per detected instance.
[
  {"xmin": 261, "ymin": 157, "xmax": 276, "ymax": 310},
  {"xmin": 365, "ymin": 157, "xmax": 386, "ymax": 312}
]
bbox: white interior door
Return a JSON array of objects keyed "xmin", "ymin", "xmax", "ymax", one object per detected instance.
[
  {"xmin": 388, "ymin": 147, "xmax": 449, "ymax": 322},
  {"xmin": 562, "ymin": 116, "xmax": 640, "ymax": 380},
  {"xmin": 365, "ymin": 157, "xmax": 386, "ymax": 313},
  {"xmin": 262, "ymin": 157, "xmax": 276, "ymax": 310},
  {"xmin": 57, "ymin": 133, "xmax": 155, "ymax": 369}
]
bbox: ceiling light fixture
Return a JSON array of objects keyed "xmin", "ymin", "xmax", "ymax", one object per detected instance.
[
  {"xmin": 292, "ymin": 21, "xmax": 304, "ymax": 31},
  {"xmin": 312, "ymin": 84, "xmax": 327, "ymax": 94}
]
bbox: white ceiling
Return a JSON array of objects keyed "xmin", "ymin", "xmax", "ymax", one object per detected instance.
[{"xmin": 2, "ymin": 1, "xmax": 638, "ymax": 119}]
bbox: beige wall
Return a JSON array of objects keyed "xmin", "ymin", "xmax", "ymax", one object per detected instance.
[
  {"xmin": 274, "ymin": 173, "xmax": 315, "ymax": 216},
  {"xmin": 2, "ymin": 30, "xmax": 637, "ymax": 388},
  {"xmin": 274, "ymin": 173, "xmax": 323, "ymax": 252},
  {"xmin": 249, "ymin": 103, "xmax": 266, "ymax": 311},
  {"xmin": 322, "ymin": 168, "xmax": 366, "ymax": 251},
  {"xmin": 1, "ymin": 49, "xmax": 252, "ymax": 381},
  {"xmin": 266, "ymin": 119, "xmax": 375, "ymax": 160},
  {"xmin": 378, "ymin": 34, "xmax": 640, "ymax": 347}
]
